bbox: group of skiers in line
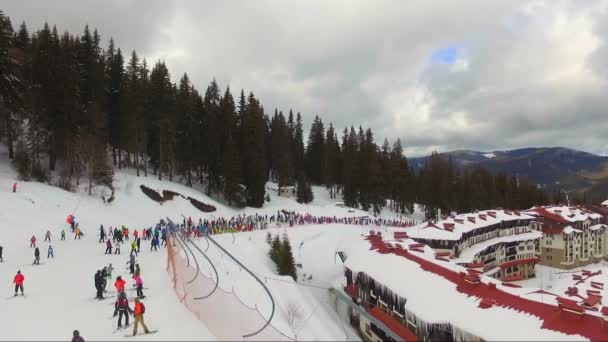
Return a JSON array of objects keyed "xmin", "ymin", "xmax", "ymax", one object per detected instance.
[
  {"xmin": 110, "ymin": 256, "xmax": 150, "ymax": 335},
  {"xmin": 100, "ymin": 224, "xmax": 166, "ymax": 255},
  {"xmin": 174, "ymin": 210, "xmax": 419, "ymax": 238}
]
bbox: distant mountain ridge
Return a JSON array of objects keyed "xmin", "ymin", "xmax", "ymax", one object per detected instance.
[{"xmin": 410, "ymin": 147, "xmax": 608, "ymax": 200}]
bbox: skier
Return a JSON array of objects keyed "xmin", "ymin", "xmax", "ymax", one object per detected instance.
[
  {"xmin": 30, "ymin": 235, "xmax": 36, "ymax": 248},
  {"xmin": 105, "ymin": 239, "xmax": 113, "ymax": 254},
  {"xmin": 61, "ymin": 229, "xmax": 66, "ymax": 240},
  {"xmin": 13, "ymin": 270, "xmax": 24, "ymax": 296},
  {"xmin": 12, "ymin": 182, "xmax": 17, "ymax": 193},
  {"xmin": 0, "ymin": 245, "xmax": 3, "ymax": 262},
  {"xmin": 72, "ymin": 330, "xmax": 84, "ymax": 342},
  {"xmin": 47, "ymin": 245, "xmax": 54, "ymax": 258},
  {"xmin": 136, "ymin": 237, "xmax": 141, "ymax": 253},
  {"xmin": 113, "ymin": 292, "xmax": 133, "ymax": 329},
  {"xmin": 132, "ymin": 298, "xmax": 150, "ymax": 336},
  {"xmin": 107, "ymin": 263, "xmax": 114, "ymax": 281},
  {"xmin": 127, "ymin": 254, "xmax": 135, "ymax": 274},
  {"xmin": 74, "ymin": 227, "xmax": 82, "ymax": 240},
  {"xmin": 134, "ymin": 263, "xmax": 141, "ymax": 277},
  {"xmin": 133, "ymin": 274, "xmax": 144, "ymax": 298},
  {"xmin": 33, "ymin": 247, "xmax": 40, "ymax": 265},
  {"xmin": 44, "ymin": 230, "xmax": 51, "ymax": 242},
  {"xmin": 101, "ymin": 267, "xmax": 108, "ymax": 292},
  {"xmin": 114, "ymin": 241, "xmax": 121, "ymax": 255},
  {"xmin": 99, "ymin": 225, "xmax": 106, "ymax": 243},
  {"xmin": 130, "ymin": 240, "xmax": 138, "ymax": 256},
  {"xmin": 114, "ymin": 276, "xmax": 126, "ymax": 293},
  {"xmin": 94, "ymin": 270, "xmax": 103, "ymax": 299}
]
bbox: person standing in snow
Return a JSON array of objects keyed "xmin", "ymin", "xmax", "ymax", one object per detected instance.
[
  {"xmin": 47, "ymin": 245, "xmax": 54, "ymax": 258},
  {"xmin": 12, "ymin": 182, "xmax": 17, "ymax": 193},
  {"xmin": 101, "ymin": 267, "xmax": 108, "ymax": 292},
  {"xmin": 72, "ymin": 329, "xmax": 84, "ymax": 342},
  {"xmin": 134, "ymin": 263, "xmax": 141, "ymax": 277},
  {"xmin": 61, "ymin": 229, "xmax": 66, "ymax": 240},
  {"xmin": 105, "ymin": 239, "xmax": 113, "ymax": 254},
  {"xmin": 94, "ymin": 270, "xmax": 104, "ymax": 299},
  {"xmin": 107, "ymin": 264, "xmax": 114, "ymax": 282},
  {"xmin": 74, "ymin": 227, "xmax": 82, "ymax": 240},
  {"xmin": 114, "ymin": 276, "xmax": 126, "ymax": 293},
  {"xmin": 132, "ymin": 298, "xmax": 150, "ymax": 336},
  {"xmin": 44, "ymin": 230, "xmax": 51, "ymax": 242},
  {"xmin": 113, "ymin": 292, "xmax": 133, "ymax": 329},
  {"xmin": 127, "ymin": 254, "xmax": 135, "ymax": 274},
  {"xmin": 136, "ymin": 237, "xmax": 141, "ymax": 253},
  {"xmin": 33, "ymin": 247, "xmax": 40, "ymax": 265},
  {"xmin": 114, "ymin": 241, "xmax": 121, "ymax": 255},
  {"xmin": 130, "ymin": 240, "xmax": 138, "ymax": 256},
  {"xmin": 13, "ymin": 270, "xmax": 24, "ymax": 296},
  {"xmin": 30, "ymin": 235, "xmax": 36, "ymax": 248},
  {"xmin": 99, "ymin": 225, "xmax": 106, "ymax": 243},
  {"xmin": 133, "ymin": 274, "xmax": 144, "ymax": 298},
  {"xmin": 0, "ymin": 245, "xmax": 3, "ymax": 262}
]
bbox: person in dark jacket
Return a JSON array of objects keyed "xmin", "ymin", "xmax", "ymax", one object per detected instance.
[
  {"xmin": 136, "ymin": 237, "xmax": 141, "ymax": 253},
  {"xmin": 128, "ymin": 254, "xmax": 135, "ymax": 274},
  {"xmin": 33, "ymin": 247, "xmax": 40, "ymax": 265},
  {"xmin": 101, "ymin": 267, "xmax": 108, "ymax": 292},
  {"xmin": 72, "ymin": 329, "xmax": 84, "ymax": 342},
  {"xmin": 114, "ymin": 292, "xmax": 133, "ymax": 328},
  {"xmin": 105, "ymin": 239, "xmax": 113, "ymax": 254},
  {"xmin": 94, "ymin": 270, "xmax": 104, "ymax": 299},
  {"xmin": 0, "ymin": 245, "xmax": 3, "ymax": 262},
  {"xmin": 134, "ymin": 263, "xmax": 141, "ymax": 277}
]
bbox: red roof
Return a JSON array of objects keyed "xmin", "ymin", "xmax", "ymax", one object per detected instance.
[
  {"xmin": 502, "ymin": 274, "xmax": 524, "ymax": 282},
  {"xmin": 367, "ymin": 306, "xmax": 417, "ymax": 342},
  {"xmin": 534, "ymin": 208, "xmax": 570, "ymax": 224},
  {"xmin": 365, "ymin": 234, "xmax": 608, "ymax": 340},
  {"xmin": 468, "ymin": 262, "xmax": 484, "ymax": 269},
  {"xmin": 602, "ymin": 306, "xmax": 608, "ymax": 316},
  {"xmin": 499, "ymin": 257, "xmax": 539, "ymax": 269},
  {"xmin": 584, "ymin": 296, "xmax": 602, "ymax": 307}
]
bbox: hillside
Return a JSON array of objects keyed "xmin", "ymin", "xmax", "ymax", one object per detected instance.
[
  {"xmin": 0, "ymin": 143, "xmax": 424, "ymax": 341},
  {"xmin": 410, "ymin": 147, "xmax": 608, "ymax": 199}
]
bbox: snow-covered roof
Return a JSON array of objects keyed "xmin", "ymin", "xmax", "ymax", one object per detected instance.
[
  {"xmin": 563, "ymin": 226, "xmax": 583, "ymax": 234},
  {"xmin": 601, "ymin": 200, "xmax": 608, "ymax": 207},
  {"xmin": 590, "ymin": 224, "xmax": 607, "ymax": 231},
  {"xmin": 344, "ymin": 236, "xmax": 586, "ymax": 341},
  {"xmin": 453, "ymin": 231, "xmax": 542, "ymax": 264},
  {"xmin": 405, "ymin": 209, "xmax": 535, "ymax": 241},
  {"xmin": 527, "ymin": 206, "xmax": 602, "ymax": 223}
]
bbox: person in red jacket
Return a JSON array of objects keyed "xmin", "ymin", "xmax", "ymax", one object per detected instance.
[
  {"xmin": 30, "ymin": 235, "xmax": 36, "ymax": 248},
  {"xmin": 13, "ymin": 270, "xmax": 24, "ymax": 296},
  {"xmin": 12, "ymin": 182, "xmax": 17, "ymax": 193},
  {"xmin": 114, "ymin": 276, "xmax": 126, "ymax": 293},
  {"xmin": 132, "ymin": 298, "xmax": 150, "ymax": 336}
]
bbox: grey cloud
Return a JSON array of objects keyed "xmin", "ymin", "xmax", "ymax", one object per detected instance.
[{"xmin": 4, "ymin": 0, "xmax": 608, "ymax": 157}]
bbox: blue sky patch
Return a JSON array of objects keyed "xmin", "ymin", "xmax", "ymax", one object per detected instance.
[{"xmin": 431, "ymin": 46, "xmax": 463, "ymax": 64}]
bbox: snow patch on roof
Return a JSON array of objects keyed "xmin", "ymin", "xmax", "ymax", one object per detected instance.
[
  {"xmin": 453, "ymin": 231, "xmax": 542, "ymax": 263},
  {"xmin": 483, "ymin": 152, "xmax": 496, "ymax": 158},
  {"xmin": 406, "ymin": 209, "xmax": 534, "ymax": 241}
]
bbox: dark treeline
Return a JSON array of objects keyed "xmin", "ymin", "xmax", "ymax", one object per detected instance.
[{"xmin": 0, "ymin": 12, "xmax": 549, "ymax": 217}]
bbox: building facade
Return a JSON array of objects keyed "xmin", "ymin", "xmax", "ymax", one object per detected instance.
[{"xmin": 528, "ymin": 206, "xmax": 607, "ymax": 269}]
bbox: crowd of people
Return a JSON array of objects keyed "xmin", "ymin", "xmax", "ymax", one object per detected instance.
[{"xmin": 170, "ymin": 210, "xmax": 418, "ymax": 238}]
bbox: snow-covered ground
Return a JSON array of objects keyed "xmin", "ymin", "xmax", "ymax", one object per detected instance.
[{"xmin": 0, "ymin": 142, "xmax": 424, "ymax": 341}]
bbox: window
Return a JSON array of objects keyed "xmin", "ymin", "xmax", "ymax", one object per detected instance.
[
  {"xmin": 518, "ymin": 246, "xmax": 524, "ymax": 251},
  {"xmin": 527, "ymin": 245, "xmax": 533, "ymax": 250}
]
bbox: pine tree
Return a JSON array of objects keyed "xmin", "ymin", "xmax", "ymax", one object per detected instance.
[
  {"xmin": 222, "ymin": 135, "xmax": 244, "ymax": 206},
  {"xmin": 0, "ymin": 11, "xmax": 20, "ymax": 159},
  {"xmin": 305, "ymin": 115, "xmax": 325, "ymax": 184},
  {"xmin": 281, "ymin": 234, "xmax": 297, "ymax": 281}
]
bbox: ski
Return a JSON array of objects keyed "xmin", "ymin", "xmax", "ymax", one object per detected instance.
[
  {"xmin": 123, "ymin": 330, "xmax": 158, "ymax": 337},
  {"xmin": 112, "ymin": 322, "xmax": 134, "ymax": 333}
]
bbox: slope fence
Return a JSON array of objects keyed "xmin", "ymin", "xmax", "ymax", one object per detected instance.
[{"xmin": 167, "ymin": 232, "xmax": 297, "ymax": 341}]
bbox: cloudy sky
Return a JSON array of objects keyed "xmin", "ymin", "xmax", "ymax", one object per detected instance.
[{"xmin": 4, "ymin": 0, "xmax": 608, "ymax": 156}]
